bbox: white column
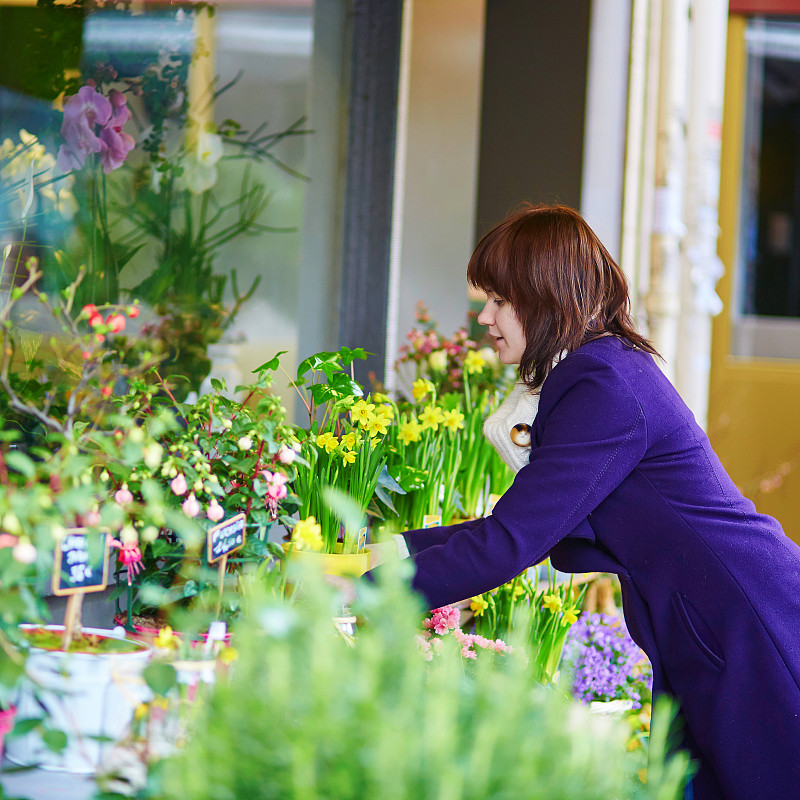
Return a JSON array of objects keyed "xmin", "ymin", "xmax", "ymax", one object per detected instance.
[{"xmin": 675, "ymin": 0, "xmax": 728, "ymax": 430}]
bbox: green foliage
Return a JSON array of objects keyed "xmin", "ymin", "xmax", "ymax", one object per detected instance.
[{"xmin": 151, "ymin": 565, "xmax": 689, "ymax": 800}]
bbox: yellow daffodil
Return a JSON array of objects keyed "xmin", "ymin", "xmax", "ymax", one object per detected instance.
[
  {"xmin": 292, "ymin": 516, "xmax": 324, "ymax": 551},
  {"xmin": 398, "ymin": 419, "xmax": 422, "ymax": 445},
  {"xmin": 374, "ymin": 403, "xmax": 394, "ymax": 422},
  {"xmin": 341, "ymin": 432, "xmax": 357, "ymax": 450},
  {"xmin": 542, "ymin": 593, "xmax": 563, "ymax": 613},
  {"xmin": 351, "ymin": 399, "xmax": 376, "ymax": 425},
  {"xmin": 342, "ymin": 449, "xmax": 357, "ymax": 465},
  {"xmin": 412, "ymin": 378, "xmax": 434, "ymax": 401},
  {"xmin": 562, "ymin": 607, "xmax": 579, "ymax": 625},
  {"xmin": 464, "ymin": 350, "xmax": 486, "ymax": 374},
  {"xmin": 219, "ymin": 646, "xmax": 238, "ymax": 665},
  {"xmin": 470, "ymin": 595, "xmax": 489, "ymax": 616},
  {"xmin": 419, "ymin": 403, "xmax": 445, "ymax": 432},
  {"xmin": 428, "ymin": 349, "xmax": 448, "ymax": 371},
  {"xmin": 134, "ymin": 702, "xmax": 149, "ymax": 721},
  {"xmin": 365, "ymin": 416, "xmax": 388, "ymax": 437},
  {"xmin": 316, "ymin": 432, "xmax": 339, "ymax": 453},
  {"xmin": 442, "ymin": 409, "xmax": 465, "ymax": 432},
  {"xmin": 154, "ymin": 626, "xmax": 179, "ymax": 650}
]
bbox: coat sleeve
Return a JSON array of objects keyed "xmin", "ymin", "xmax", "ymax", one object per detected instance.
[{"xmin": 402, "ymin": 352, "xmax": 649, "ymax": 609}]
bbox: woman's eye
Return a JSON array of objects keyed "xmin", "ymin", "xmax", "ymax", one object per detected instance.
[{"xmin": 493, "ymin": 298, "xmax": 504, "ymax": 306}]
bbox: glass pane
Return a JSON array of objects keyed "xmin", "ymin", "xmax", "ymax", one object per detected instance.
[
  {"xmin": 0, "ymin": 1, "xmax": 344, "ymax": 414},
  {"xmin": 732, "ymin": 18, "xmax": 800, "ymax": 359}
]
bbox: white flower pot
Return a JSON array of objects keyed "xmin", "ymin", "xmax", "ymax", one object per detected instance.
[{"xmin": 5, "ymin": 625, "xmax": 152, "ymax": 773}]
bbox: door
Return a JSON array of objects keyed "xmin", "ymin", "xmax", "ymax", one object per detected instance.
[{"xmin": 711, "ymin": 14, "xmax": 800, "ymax": 543}]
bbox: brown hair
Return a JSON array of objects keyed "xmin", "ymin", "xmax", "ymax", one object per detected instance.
[{"xmin": 467, "ymin": 204, "xmax": 658, "ymax": 389}]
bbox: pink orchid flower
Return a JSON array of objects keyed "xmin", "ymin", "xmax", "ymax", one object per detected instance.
[
  {"xmin": 56, "ymin": 85, "xmax": 112, "ymax": 172},
  {"xmin": 98, "ymin": 91, "xmax": 136, "ymax": 174}
]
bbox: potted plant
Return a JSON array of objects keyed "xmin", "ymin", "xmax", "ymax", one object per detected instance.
[
  {"xmin": 141, "ymin": 566, "xmax": 690, "ymax": 800},
  {"xmin": 261, "ymin": 347, "xmax": 403, "ymax": 575}
]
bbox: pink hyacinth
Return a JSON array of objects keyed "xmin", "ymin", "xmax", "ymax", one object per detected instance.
[
  {"xmin": 57, "ymin": 85, "xmax": 112, "ymax": 172},
  {"xmin": 422, "ymin": 605, "xmax": 460, "ymax": 636},
  {"xmin": 170, "ymin": 474, "xmax": 188, "ymax": 496}
]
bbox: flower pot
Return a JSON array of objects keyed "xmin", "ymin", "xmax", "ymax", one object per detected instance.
[
  {"xmin": 112, "ymin": 613, "xmax": 233, "ymax": 648},
  {"xmin": 5, "ymin": 625, "xmax": 152, "ymax": 773},
  {"xmin": 0, "ymin": 705, "xmax": 17, "ymax": 762},
  {"xmin": 285, "ymin": 544, "xmax": 371, "ymax": 577}
]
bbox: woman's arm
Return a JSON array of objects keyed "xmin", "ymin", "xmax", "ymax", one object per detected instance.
[{"xmin": 394, "ymin": 352, "xmax": 648, "ymax": 609}]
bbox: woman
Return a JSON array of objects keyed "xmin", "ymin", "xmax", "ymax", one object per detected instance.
[{"xmin": 367, "ymin": 204, "xmax": 800, "ymax": 799}]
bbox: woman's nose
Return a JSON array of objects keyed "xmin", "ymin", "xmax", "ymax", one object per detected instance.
[{"xmin": 477, "ymin": 300, "xmax": 493, "ymax": 326}]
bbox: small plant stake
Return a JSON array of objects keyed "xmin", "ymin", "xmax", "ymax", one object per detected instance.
[
  {"xmin": 52, "ymin": 529, "xmax": 110, "ymax": 650},
  {"xmin": 207, "ymin": 513, "xmax": 247, "ymax": 619}
]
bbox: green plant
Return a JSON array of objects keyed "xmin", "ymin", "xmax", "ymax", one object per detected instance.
[
  {"xmin": 261, "ymin": 347, "xmax": 403, "ymax": 554},
  {"xmin": 142, "ymin": 563, "xmax": 690, "ymax": 800}
]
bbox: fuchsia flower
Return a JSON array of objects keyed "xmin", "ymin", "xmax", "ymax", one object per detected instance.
[
  {"xmin": 207, "ymin": 499, "xmax": 225, "ymax": 522},
  {"xmin": 182, "ymin": 493, "xmax": 200, "ymax": 518},
  {"xmin": 111, "ymin": 538, "xmax": 143, "ymax": 585},
  {"xmin": 114, "ymin": 484, "xmax": 133, "ymax": 505},
  {"xmin": 170, "ymin": 474, "xmax": 188, "ymax": 496},
  {"xmin": 262, "ymin": 470, "xmax": 289, "ymax": 520},
  {"xmin": 278, "ymin": 445, "xmax": 296, "ymax": 465}
]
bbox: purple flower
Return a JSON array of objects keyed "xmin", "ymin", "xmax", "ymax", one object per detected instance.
[
  {"xmin": 98, "ymin": 91, "xmax": 135, "ymax": 173},
  {"xmin": 563, "ymin": 612, "xmax": 653, "ymax": 709},
  {"xmin": 57, "ymin": 85, "xmax": 112, "ymax": 172}
]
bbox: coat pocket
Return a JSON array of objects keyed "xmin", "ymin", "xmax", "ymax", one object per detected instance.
[{"xmin": 671, "ymin": 590, "xmax": 725, "ymax": 672}]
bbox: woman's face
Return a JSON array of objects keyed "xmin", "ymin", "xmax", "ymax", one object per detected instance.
[{"xmin": 477, "ymin": 293, "xmax": 527, "ymax": 364}]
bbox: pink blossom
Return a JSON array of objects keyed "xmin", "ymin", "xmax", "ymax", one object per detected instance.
[
  {"xmin": 85, "ymin": 509, "xmax": 102, "ymax": 526},
  {"xmin": 106, "ymin": 313, "xmax": 126, "ymax": 333},
  {"xmin": 110, "ymin": 538, "xmax": 143, "ymax": 585},
  {"xmin": 207, "ymin": 499, "xmax": 225, "ymax": 522},
  {"xmin": 170, "ymin": 474, "xmax": 188, "ymax": 496},
  {"xmin": 182, "ymin": 493, "xmax": 200, "ymax": 518},
  {"xmin": 56, "ymin": 85, "xmax": 112, "ymax": 172},
  {"xmin": 114, "ymin": 484, "xmax": 133, "ymax": 505},
  {"xmin": 422, "ymin": 605, "xmax": 460, "ymax": 635},
  {"xmin": 278, "ymin": 445, "xmax": 296, "ymax": 465},
  {"xmin": 98, "ymin": 91, "xmax": 135, "ymax": 173},
  {"xmin": 262, "ymin": 470, "xmax": 289, "ymax": 520}
]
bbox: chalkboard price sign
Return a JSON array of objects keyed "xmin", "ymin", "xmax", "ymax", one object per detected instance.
[
  {"xmin": 207, "ymin": 513, "xmax": 247, "ymax": 564},
  {"xmin": 52, "ymin": 530, "xmax": 110, "ymax": 596}
]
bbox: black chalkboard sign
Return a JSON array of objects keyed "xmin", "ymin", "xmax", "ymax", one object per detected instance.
[
  {"xmin": 207, "ymin": 513, "xmax": 247, "ymax": 564},
  {"xmin": 52, "ymin": 530, "xmax": 110, "ymax": 596}
]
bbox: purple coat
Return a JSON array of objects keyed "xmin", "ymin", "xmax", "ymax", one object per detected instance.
[{"xmin": 385, "ymin": 336, "xmax": 800, "ymax": 799}]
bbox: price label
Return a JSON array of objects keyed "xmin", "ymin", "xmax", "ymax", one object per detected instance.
[
  {"xmin": 207, "ymin": 513, "xmax": 247, "ymax": 564},
  {"xmin": 52, "ymin": 530, "xmax": 110, "ymax": 596},
  {"xmin": 422, "ymin": 515, "xmax": 441, "ymax": 529}
]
